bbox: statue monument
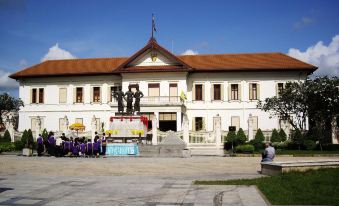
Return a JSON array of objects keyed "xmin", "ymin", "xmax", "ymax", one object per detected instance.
[
  {"xmin": 124, "ymin": 85, "xmax": 134, "ymax": 115},
  {"xmin": 113, "ymin": 87, "xmax": 125, "ymax": 114},
  {"xmin": 133, "ymin": 84, "xmax": 144, "ymax": 115}
]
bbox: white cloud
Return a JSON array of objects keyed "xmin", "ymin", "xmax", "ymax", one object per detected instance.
[
  {"xmin": 288, "ymin": 35, "xmax": 339, "ymax": 76},
  {"xmin": 181, "ymin": 49, "xmax": 199, "ymax": 55},
  {"xmin": 294, "ymin": 17, "xmax": 314, "ymax": 30},
  {"xmin": 0, "ymin": 69, "xmax": 19, "ymax": 89},
  {"xmin": 41, "ymin": 43, "xmax": 76, "ymax": 62},
  {"xmin": 19, "ymin": 59, "xmax": 27, "ymax": 68}
]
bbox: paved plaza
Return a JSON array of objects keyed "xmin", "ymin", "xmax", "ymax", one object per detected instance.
[{"xmin": 0, "ymin": 156, "xmax": 336, "ymax": 205}]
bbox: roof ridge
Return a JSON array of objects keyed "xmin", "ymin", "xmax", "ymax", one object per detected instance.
[{"xmin": 178, "ymin": 52, "xmax": 284, "ymax": 57}]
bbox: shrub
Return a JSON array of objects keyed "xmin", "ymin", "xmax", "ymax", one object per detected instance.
[
  {"xmin": 270, "ymin": 129, "xmax": 281, "ymax": 142},
  {"xmin": 250, "ymin": 129, "xmax": 265, "ymax": 150},
  {"xmin": 0, "ymin": 130, "xmax": 11, "ymax": 142},
  {"xmin": 304, "ymin": 139, "xmax": 316, "ymax": 150},
  {"xmin": 0, "ymin": 142, "xmax": 15, "ymax": 152},
  {"xmin": 21, "ymin": 129, "xmax": 28, "ymax": 147},
  {"xmin": 235, "ymin": 144, "xmax": 255, "ymax": 153},
  {"xmin": 279, "ymin": 129, "xmax": 287, "ymax": 142},
  {"xmin": 42, "ymin": 129, "xmax": 48, "ymax": 142},
  {"xmin": 236, "ymin": 128, "xmax": 247, "ymax": 145},
  {"xmin": 272, "ymin": 141, "xmax": 289, "ymax": 150},
  {"xmin": 14, "ymin": 140, "xmax": 24, "ymax": 150},
  {"xmin": 226, "ymin": 131, "xmax": 237, "ymax": 151}
]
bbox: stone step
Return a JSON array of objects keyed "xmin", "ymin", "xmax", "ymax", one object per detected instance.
[{"xmin": 190, "ymin": 147, "xmax": 224, "ymax": 156}]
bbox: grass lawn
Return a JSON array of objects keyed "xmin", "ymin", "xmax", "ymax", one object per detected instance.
[
  {"xmin": 276, "ymin": 150, "xmax": 339, "ymax": 155},
  {"xmin": 194, "ymin": 168, "xmax": 339, "ymax": 205}
]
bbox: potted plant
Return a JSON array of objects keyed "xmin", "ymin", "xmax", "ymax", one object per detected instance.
[{"xmin": 22, "ymin": 129, "xmax": 34, "ymax": 156}]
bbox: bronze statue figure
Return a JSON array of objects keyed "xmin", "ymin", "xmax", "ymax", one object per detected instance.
[
  {"xmin": 124, "ymin": 85, "xmax": 134, "ymax": 115},
  {"xmin": 133, "ymin": 84, "xmax": 144, "ymax": 115},
  {"xmin": 113, "ymin": 87, "xmax": 124, "ymax": 114}
]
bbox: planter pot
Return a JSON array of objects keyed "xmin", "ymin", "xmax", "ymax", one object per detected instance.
[{"xmin": 22, "ymin": 148, "xmax": 33, "ymax": 156}]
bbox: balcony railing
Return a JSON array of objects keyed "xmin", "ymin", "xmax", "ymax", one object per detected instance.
[{"xmin": 141, "ymin": 96, "xmax": 180, "ymax": 104}]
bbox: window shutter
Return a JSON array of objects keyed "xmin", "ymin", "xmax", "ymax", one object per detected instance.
[
  {"xmin": 99, "ymin": 87, "xmax": 102, "ymax": 103},
  {"xmin": 257, "ymin": 84, "xmax": 260, "ymax": 100},
  {"xmin": 90, "ymin": 87, "xmax": 93, "ymax": 103},
  {"xmin": 228, "ymin": 84, "xmax": 231, "ymax": 101},
  {"xmin": 202, "ymin": 84, "xmax": 205, "ymax": 101},
  {"xmin": 73, "ymin": 87, "xmax": 76, "ymax": 103},
  {"xmin": 30, "ymin": 89, "xmax": 32, "ymax": 104},
  {"xmin": 211, "ymin": 84, "xmax": 214, "ymax": 101},
  {"xmin": 192, "ymin": 84, "xmax": 195, "ymax": 101},
  {"xmin": 275, "ymin": 83, "xmax": 279, "ymax": 97},
  {"xmin": 249, "ymin": 83, "xmax": 253, "ymax": 100},
  {"xmin": 192, "ymin": 118, "xmax": 196, "ymax": 131},
  {"xmin": 238, "ymin": 83, "xmax": 242, "ymax": 101},
  {"xmin": 221, "ymin": 84, "xmax": 224, "ymax": 101}
]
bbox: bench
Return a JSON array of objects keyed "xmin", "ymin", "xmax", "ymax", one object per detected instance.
[{"xmin": 261, "ymin": 159, "xmax": 339, "ymax": 175}]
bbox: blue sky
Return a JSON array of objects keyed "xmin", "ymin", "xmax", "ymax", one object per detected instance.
[{"xmin": 1, "ymin": 0, "xmax": 339, "ymax": 97}]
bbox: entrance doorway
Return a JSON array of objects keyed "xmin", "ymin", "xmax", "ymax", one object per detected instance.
[{"xmin": 159, "ymin": 112, "xmax": 177, "ymax": 131}]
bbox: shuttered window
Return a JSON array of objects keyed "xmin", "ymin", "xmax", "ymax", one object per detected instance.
[
  {"xmin": 159, "ymin": 112, "xmax": 176, "ymax": 120},
  {"xmin": 249, "ymin": 83, "xmax": 258, "ymax": 100},
  {"xmin": 76, "ymin": 87, "xmax": 83, "ymax": 103},
  {"xmin": 277, "ymin": 83, "xmax": 284, "ymax": 97},
  {"xmin": 231, "ymin": 84, "xmax": 238, "ymax": 100},
  {"xmin": 169, "ymin": 83, "xmax": 178, "ymax": 102},
  {"xmin": 195, "ymin": 84, "xmax": 203, "ymax": 100},
  {"xmin": 213, "ymin": 84, "xmax": 221, "ymax": 100},
  {"xmin": 38, "ymin": 88, "xmax": 44, "ymax": 103},
  {"xmin": 59, "ymin": 88, "xmax": 67, "ymax": 103},
  {"xmin": 148, "ymin": 83, "xmax": 160, "ymax": 96},
  {"xmin": 93, "ymin": 87, "xmax": 101, "ymax": 103},
  {"xmin": 32, "ymin": 88, "xmax": 37, "ymax": 103}
]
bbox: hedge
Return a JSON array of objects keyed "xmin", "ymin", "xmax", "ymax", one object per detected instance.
[{"xmin": 235, "ymin": 144, "xmax": 255, "ymax": 153}]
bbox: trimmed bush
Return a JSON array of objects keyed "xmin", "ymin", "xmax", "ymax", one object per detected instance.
[
  {"xmin": 279, "ymin": 129, "xmax": 287, "ymax": 142},
  {"xmin": 291, "ymin": 129, "xmax": 304, "ymax": 150},
  {"xmin": 226, "ymin": 131, "xmax": 237, "ymax": 151},
  {"xmin": 236, "ymin": 128, "xmax": 247, "ymax": 145},
  {"xmin": 250, "ymin": 129, "xmax": 265, "ymax": 150},
  {"xmin": 0, "ymin": 142, "xmax": 15, "ymax": 152},
  {"xmin": 1, "ymin": 130, "xmax": 11, "ymax": 142},
  {"xmin": 255, "ymin": 129, "xmax": 265, "ymax": 142},
  {"xmin": 270, "ymin": 129, "xmax": 281, "ymax": 142},
  {"xmin": 14, "ymin": 140, "xmax": 24, "ymax": 150},
  {"xmin": 235, "ymin": 144, "xmax": 255, "ymax": 153},
  {"xmin": 304, "ymin": 140, "xmax": 316, "ymax": 150}
]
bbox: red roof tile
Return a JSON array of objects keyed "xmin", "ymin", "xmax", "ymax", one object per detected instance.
[{"xmin": 9, "ymin": 47, "xmax": 317, "ymax": 79}]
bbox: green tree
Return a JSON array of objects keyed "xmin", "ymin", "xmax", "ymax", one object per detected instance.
[
  {"xmin": 3, "ymin": 130, "xmax": 11, "ymax": 142},
  {"xmin": 26, "ymin": 129, "xmax": 34, "ymax": 148},
  {"xmin": 236, "ymin": 128, "xmax": 247, "ymax": 145},
  {"xmin": 0, "ymin": 93, "xmax": 23, "ymax": 125},
  {"xmin": 270, "ymin": 129, "xmax": 281, "ymax": 142},
  {"xmin": 251, "ymin": 129, "xmax": 265, "ymax": 150},
  {"xmin": 258, "ymin": 77, "xmax": 339, "ymax": 149},
  {"xmin": 21, "ymin": 129, "xmax": 28, "ymax": 148},
  {"xmin": 42, "ymin": 129, "xmax": 48, "ymax": 142},
  {"xmin": 279, "ymin": 129, "xmax": 287, "ymax": 142},
  {"xmin": 226, "ymin": 131, "xmax": 237, "ymax": 152},
  {"xmin": 292, "ymin": 129, "xmax": 304, "ymax": 150}
]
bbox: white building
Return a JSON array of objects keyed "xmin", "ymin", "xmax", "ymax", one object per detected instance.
[{"xmin": 10, "ymin": 38, "xmax": 316, "ymax": 146}]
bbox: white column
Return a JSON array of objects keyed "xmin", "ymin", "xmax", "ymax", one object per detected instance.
[
  {"xmin": 183, "ymin": 114, "xmax": 189, "ymax": 145},
  {"xmin": 91, "ymin": 115, "xmax": 97, "ymax": 142},
  {"xmin": 213, "ymin": 115, "xmax": 221, "ymax": 148},
  {"xmin": 35, "ymin": 116, "xmax": 41, "ymax": 141},
  {"xmin": 176, "ymin": 111, "xmax": 182, "ymax": 131},
  {"xmin": 248, "ymin": 114, "xmax": 254, "ymax": 141},
  {"xmin": 152, "ymin": 115, "xmax": 158, "ymax": 145}
]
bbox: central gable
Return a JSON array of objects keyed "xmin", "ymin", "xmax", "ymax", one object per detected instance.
[
  {"xmin": 115, "ymin": 38, "xmax": 192, "ymax": 73},
  {"xmin": 128, "ymin": 48, "xmax": 179, "ymax": 66}
]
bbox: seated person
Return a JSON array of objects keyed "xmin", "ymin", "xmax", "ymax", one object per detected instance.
[{"xmin": 261, "ymin": 142, "xmax": 275, "ymax": 162}]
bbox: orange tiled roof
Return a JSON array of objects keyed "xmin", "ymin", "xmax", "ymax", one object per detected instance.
[{"xmin": 9, "ymin": 52, "xmax": 316, "ymax": 79}]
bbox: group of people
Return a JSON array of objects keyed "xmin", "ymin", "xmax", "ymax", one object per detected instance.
[{"xmin": 37, "ymin": 132, "xmax": 107, "ymax": 157}]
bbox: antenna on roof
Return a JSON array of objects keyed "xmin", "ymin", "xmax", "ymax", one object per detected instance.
[{"xmin": 151, "ymin": 13, "xmax": 157, "ymax": 40}]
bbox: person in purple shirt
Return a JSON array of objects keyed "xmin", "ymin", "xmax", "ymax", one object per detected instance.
[
  {"xmin": 47, "ymin": 132, "xmax": 55, "ymax": 156},
  {"xmin": 80, "ymin": 141, "xmax": 86, "ymax": 157},
  {"xmin": 87, "ymin": 140, "xmax": 93, "ymax": 157},
  {"xmin": 93, "ymin": 139, "xmax": 100, "ymax": 158},
  {"xmin": 37, "ymin": 134, "xmax": 44, "ymax": 156},
  {"xmin": 72, "ymin": 139, "xmax": 79, "ymax": 157},
  {"xmin": 63, "ymin": 140, "xmax": 70, "ymax": 156}
]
